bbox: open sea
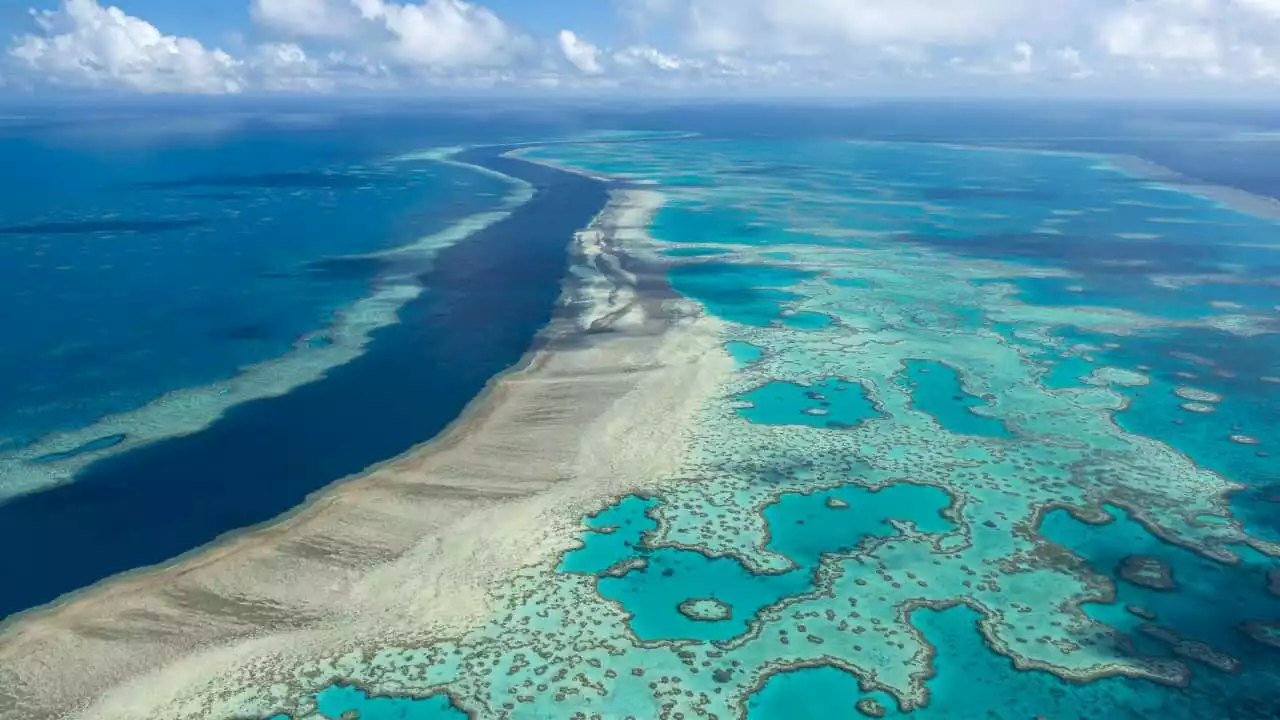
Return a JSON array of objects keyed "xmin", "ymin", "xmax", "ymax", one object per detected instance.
[
  {"xmin": 0, "ymin": 109, "xmax": 606, "ymax": 617},
  {"xmin": 3, "ymin": 101, "xmax": 1280, "ymax": 719}
]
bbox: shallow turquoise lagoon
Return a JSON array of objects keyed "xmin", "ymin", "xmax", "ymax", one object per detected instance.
[
  {"xmin": 747, "ymin": 600, "xmax": 1267, "ymax": 720},
  {"xmin": 763, "ymin": 483, "xmax": 954, "ymax": 571},
  {"xmin": 725, "ymin": 341, "xmax": 765, "ymax": 367},
  {"xmin": 598, "ymin": 545, "xmax": 813, "ymax": 642},
  {"xmin": 669, "ymin": 262, "xmax": 815, "ymax": 327},
  {"xmin": 737, "ymin": 377, "xmax": 880, "ymax": 429},
  {"xmin": 1035, "ymin": 506, "xmax": 1280, "ymax": 717},
  {"xmin": 558, "ymin": 495, "xmax": 658, "ymax": 575},
  {"xmin": 1042, "ymin": 505, "xmax": 1279, "ymax": 666},
  {"xmin": 780, "ymin": 310, "xmax": 835, "ymax": 330},
  {"xmin": 896, "ymin": 360, "xmax": 1013, "ymax": 439},
  {"xmin": 565, "ymin": 483, "xmax": 954, "ymax": 644},
  {"xmin": 1026, "ymin": 324, "xmax": 1279, "ymax": 542}
]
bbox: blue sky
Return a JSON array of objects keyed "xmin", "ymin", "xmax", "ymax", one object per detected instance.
[{"xmin": 2, "ymin": 0, "xmax": 1279, "ymax": 96}]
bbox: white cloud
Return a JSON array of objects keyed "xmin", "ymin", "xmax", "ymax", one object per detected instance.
[
  {"xmin": 251, "ymin": 0, "xmax": 523, "ymax": 68},
  {"xmin": 670, "ymin": 0, "xmax": 1038, "ymax": 55},
  {"xmin": 1237, "ymin": 0, "xmax": 1280, "ymax": 18},
  {"xmin": 614, "ymin": 44, "xmax": 685, "ymax": 71},
  {"xmin": 1010, "ymin": 41, "xmax": 1035, "ymax": 74},
  {"xmin": 356, "ymin": 0, "xmax": 518, "ymax": 66},
  {"xmin": 251, "ymin": 0, "xmax": 362, "ymax": 38},
  {"xmin": 619, "ymin": 0, "xmax": 1280, "ymax": 85},
  {"xmin": 248, "ymin": 42, "xmax": 384, "ymax": 91},
  {"xmin": 7, "ymin": 0, "xmax": 409, "ymax": 94},
  {"xmin": 558, "ymin": 30, "xmax": 603, "ymax": 74},
  {"xmin": 6, "ymin": 0, "xmax": 1280, "ymax": 94},
  {"xmin": 1053, "ymin": 45, "xmax": 1095, "ymax": 79},
  {"xmin": 1093, "ymin": 0, "xmax": 1280, "ymax": 78},
  {"xmin": 9, "ymin": 0, "xmax": 243, "ymax": 93},
  {"xmin": 1097, "ymin": 1, "xmax": 1222, "ymax": 64}
]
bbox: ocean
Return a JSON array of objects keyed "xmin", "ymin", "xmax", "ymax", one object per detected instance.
[
  {"xmin": 0, "ymin": 110, "xmax": 607, "ymax": 618},
  {"xmin": 3, "ymin": 102, "xmax": 1280, "ymax": 720}
]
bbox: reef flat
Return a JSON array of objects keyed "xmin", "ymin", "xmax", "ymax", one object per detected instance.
[{"xmin": 4, "ymin": 135, "xmax": 1280, "ymax": 719}]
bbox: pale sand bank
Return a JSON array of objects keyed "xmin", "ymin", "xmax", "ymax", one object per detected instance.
[
  {"xmin": 0, "ymin": 186, "xmax": 732, "ymax": 720},
  {"xmin": 1104, "ymin": 153, "xmax": 1280, "ymax": 224}
]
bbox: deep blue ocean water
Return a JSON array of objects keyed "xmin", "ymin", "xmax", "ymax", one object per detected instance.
[
  {"xmin": 0, "ymin": 119, "xmax": 512, "ymax": 451},
  {"xmin": 0, "ymin": 115, "xmax": 607, "ymax": 619}
]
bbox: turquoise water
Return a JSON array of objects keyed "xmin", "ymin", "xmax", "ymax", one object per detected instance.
[
  {"xmin": 896, "ymin": 360, "xmax": 1013, "ymax": 438},
  {"xmin": 669, "ymin": 262, "xmax": 814, "ymax": 327},
  {"xmin": 219, "ymin": 130, "xmax": 1280, "ymax": 720},
  {"xmin": 725, "ymin": 341, "xmax": 765, "ymax": 367},
  {"xmin": 513, "ymin": 136, "xmax": 1280, "ymax": 718},
  {"xmin": 1042, "ymin": 505, "xmax": 1280, "ymax": 668},
  {"xmin": 781, "ymin": 311, "xmax": 835, "ymax": 330},
  {"xmin": 598, "ymin": 544, "xmax": 813, "ymax": 642},
  {"xmin": 763, "ymin": 483, "xmax": 954, "ymax": 570},
  {"xmin": 558, "ymin": 495, "xmax": 659, "ymax": 575},
  {"xmin": 1026, "ymin": 323, "xmax": 1280, "ymax": 542},
  {"xmin": 737, "ymin": 377, "xmax": 880, "ymax": 429},
  {"xmin": 564, "ymin": 482, "xmax": 955, "ymax": 644}
]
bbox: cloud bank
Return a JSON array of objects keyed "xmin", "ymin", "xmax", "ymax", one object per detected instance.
[{"xmin": 6, "ymin": 0, "xmax": 1280, "ymax": 94}]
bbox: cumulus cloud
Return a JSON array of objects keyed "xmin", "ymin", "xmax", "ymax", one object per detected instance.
[
  {"xmin": 558, "ymin": 30, "xmax": 603, "ymax": 74},
  {"xmin": 9, "ymin": 0, "xmax": 243, "ymax": 93},
  {"xmin": 613, "ymin": 44, "xmax": 685, "ymax": 72},
  {"xmin": 251, "ymin": 0, "xmax": 362, "ymax": 38},
  {"xmin": 247, "ymin": 42, "xmax": 392, "ymax": 91},
  {"xmin": 620, "ymin": 0, "xmax": 1280, "ymax": 84},
  {"xmin": 6, "ymin": 0, "xmax": 1280, "ymax": 94},
  {"xmin": 1094, "ymin": 0, "xmax": 1280, "ymax": 78},
  {"xmin": 6, "ymin": 0, "xmax": 406, "ymax": 94},
  {"xmin": 665, "ymin": 0, "xmax": 1038, "ymax": 54},
  {"xmin": 1237, "ymin": 0, "xmax": 1280, "ymax": 18},
  {"xmin": 1097, "ymin": 1, "xmax": 1222, "ymax": 64},
  {"xmin": 251, "ymin": 0, "xmax": 524, "ymax": 68}
]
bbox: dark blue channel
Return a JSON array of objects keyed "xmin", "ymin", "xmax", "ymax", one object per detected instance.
[{"xmin": 0, "ymin": 149, "xmax": 607, "ymax": 620}]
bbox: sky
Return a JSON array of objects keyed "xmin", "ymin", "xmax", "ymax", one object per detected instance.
[{"xmin": 0, "ymin": 0, "xmax": 1278, "ymax": 97}]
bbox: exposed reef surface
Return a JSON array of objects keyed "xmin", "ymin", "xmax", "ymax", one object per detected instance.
[{"xmin": 3, "ymin": 136, "xmax": 1280, "ymax": 719}]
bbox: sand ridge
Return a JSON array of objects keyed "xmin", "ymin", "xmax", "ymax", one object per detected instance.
[{"xmin": 0, "ymin": 185, "xmax": 733, "ymax": 720}]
